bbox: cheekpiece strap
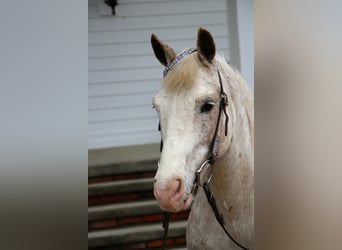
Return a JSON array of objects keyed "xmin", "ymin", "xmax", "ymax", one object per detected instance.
[{"xmin": 163, "ymin": 48, "xmax": 197, "ymax": 77}]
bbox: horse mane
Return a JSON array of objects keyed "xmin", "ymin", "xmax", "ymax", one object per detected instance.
[
  {"xmin": 215, "ymin": 55, "xmax": 253, "ymax": 102},
  {"xmin": 215, "ymin": 55, "xmax": 254, "ymax": 145}
]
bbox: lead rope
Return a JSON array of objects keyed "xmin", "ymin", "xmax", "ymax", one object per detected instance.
[{"xmin": 162, "ymin": 212, "xmax": 170, "ymax": 250}]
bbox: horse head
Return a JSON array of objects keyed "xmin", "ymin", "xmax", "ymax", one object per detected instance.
[{"xmin": 151, "ymin": 28, "xmax": 234, "ymax": 213}]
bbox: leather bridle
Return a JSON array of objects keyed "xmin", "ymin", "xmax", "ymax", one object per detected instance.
[{"xmin": 158, "ymin": 49, "xmax": 249, "ymax": 250}]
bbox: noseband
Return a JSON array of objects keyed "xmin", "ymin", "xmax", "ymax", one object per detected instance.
[{"xmin": 158, "ymin": 48, "xmax": 249, "ymax": 250}]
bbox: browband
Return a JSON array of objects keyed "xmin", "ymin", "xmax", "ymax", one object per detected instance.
[{"xmin": 163, "ymin": 48, "xmax": 197, "ymax": 77}]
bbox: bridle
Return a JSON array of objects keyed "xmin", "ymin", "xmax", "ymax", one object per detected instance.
[{"xmin": 158, "ymin": 48, "xmax": 249, "ymax": 250}]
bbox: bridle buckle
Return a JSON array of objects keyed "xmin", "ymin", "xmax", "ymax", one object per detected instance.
[
  {"xmin": 196, "ymin": 160, "xmax": 213, "ymax": 187},
  {"xmin": 222, "ymin": 92, "xmax": 228, "ymax": 106}
]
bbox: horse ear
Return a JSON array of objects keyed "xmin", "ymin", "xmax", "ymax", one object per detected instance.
[
  {"xmin": 151, "ymin": 33, "xmax": 177, "ymax": 67},
  {"xmin": 196, "ymin": 27, "xmax": 216, "ymax": 63}
]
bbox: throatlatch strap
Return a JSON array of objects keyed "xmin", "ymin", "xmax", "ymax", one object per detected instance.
[{"xmin": 208, "ymin": 69, "xmax": 229, "ymax": 164}]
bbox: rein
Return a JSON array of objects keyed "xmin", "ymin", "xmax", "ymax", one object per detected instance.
[{"xmin": 158, "ymin": 49, "xmax": 248, "ymax": 250}]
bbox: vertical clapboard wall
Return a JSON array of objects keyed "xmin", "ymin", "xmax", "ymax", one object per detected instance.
[{"xmin": 88, "ymin": 0, "xmax": 231, "ymax": 149}]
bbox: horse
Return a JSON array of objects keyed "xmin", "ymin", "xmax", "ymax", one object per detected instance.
[{"xmin": 150, "ymin": 27, "xmax": 254, "ymax": 249}]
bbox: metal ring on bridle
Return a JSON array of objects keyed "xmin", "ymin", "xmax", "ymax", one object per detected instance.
[{"xmin": 196, "ymin": 160, "xmax": 213, "ymax": 187}]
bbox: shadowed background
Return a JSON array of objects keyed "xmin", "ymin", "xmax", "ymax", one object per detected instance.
[{"xmin": 255, "ymin": 0, "xmax": 342, "ymax": 249}]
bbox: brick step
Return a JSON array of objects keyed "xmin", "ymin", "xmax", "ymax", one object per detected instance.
[
  {"xmin": 89, "ymin": 177, "xmax": 156, "ymax": 206},
  {"xmin": 88, "ymin": 220, "xmax": 187, "ymax": 249},
  {"xmin": 89, "ymin": 159, "xmax": 158, "ymax": 178},
  {"xmin": 88, "ymin": 171, "xmax": 155, "ymax": 184},
  {"xmin": 89, "ymin": 199, "xmax": 189, "ymax": 231},
  {"xmin": 88, "ymin": 236, "xmax": 186, "ymax": 250},
  {"xmin": 88, "ymin": 191, "xmax": 155, "ymax": 206},
  {"xmin": 89, "ymin": 200, "xmax": 160, "ymax": 222},
  {"xmin": 89, "ymin": 178, "xmax": 154, "ymax": 197}
]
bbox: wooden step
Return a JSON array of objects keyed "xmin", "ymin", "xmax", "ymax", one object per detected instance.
[{"xmin": 88, "ymin": 220, "xmax": 187, "ymax": 248}]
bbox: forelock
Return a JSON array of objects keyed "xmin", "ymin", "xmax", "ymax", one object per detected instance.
[{"xmin": 163, "ymin": 53, "xmax": 200, "ymax": 92}]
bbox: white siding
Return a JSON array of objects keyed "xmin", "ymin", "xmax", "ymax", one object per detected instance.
[
  {"xmin": 88, "ymin": 0, "xmax": 232, "ymax": 149},
  {"xmin": 236, "ymin": 0, "xmax": 254, "ymax": 92}
]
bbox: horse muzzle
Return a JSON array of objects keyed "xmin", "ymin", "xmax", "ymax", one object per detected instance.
[{"xmin": 153, "ymin": 176, "xmax": 192, "ymax": 212}]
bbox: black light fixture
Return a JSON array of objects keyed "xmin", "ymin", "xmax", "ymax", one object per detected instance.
[{"xmin": 105, "ymin": 0, "xmax": 118, "ymax": 15}]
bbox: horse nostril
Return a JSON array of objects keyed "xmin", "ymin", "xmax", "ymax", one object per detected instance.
[
  {"xmin": 154, "ymin": 177, "xmax": 184, "ymax": 200},
  {"xmin": 174, "ymin": 178, "xmax": 183, "ymax": 195}
]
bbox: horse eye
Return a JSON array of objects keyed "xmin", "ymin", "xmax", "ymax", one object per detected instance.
[{"xmin": 200, "ymin": 102, "xmax": 214, "ymax": 113}]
